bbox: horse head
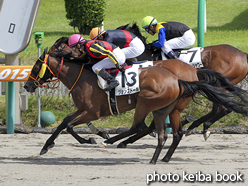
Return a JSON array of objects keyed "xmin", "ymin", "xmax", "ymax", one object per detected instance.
[
  {"xmin": 24, "ymin": 48, "xmax": 55, "ymax": 92},
  {"xmin": 49, "ymin": 37, "xmax": 69, "ymax": 53},
  {"xmin": 49, "ymin": 37, "xmax": 88, "ymax": 61}
]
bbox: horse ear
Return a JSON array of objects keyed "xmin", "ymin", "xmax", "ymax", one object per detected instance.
[
  {"xmin": 44, "ymin": 47, "xmax": 48, "ymax": 54},
  {"xmin": 132, "ymin": 22, "xmax": 139, "ymax": 30},
  {"xmin": 116, "ymin": 23, "xmax": 129, "ymax": 30},
  {"xmin": 63, "ymin": 37, "xmax": 69, "ymax": 45},
  {"xmin": 40, "ymin": 48, "xmax": 48, "ymax": 59}
]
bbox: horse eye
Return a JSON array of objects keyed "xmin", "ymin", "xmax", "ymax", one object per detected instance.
[{"xmin": 31, "ymin": 66, "xmax": 39, "ymax": 74}]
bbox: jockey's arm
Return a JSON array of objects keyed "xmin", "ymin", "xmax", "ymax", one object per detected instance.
[
  {"xmin": 89, "ymin": 43, "xmax": 119, "ymax": 65},
  {"xmin": 152, "ymin": 27, "xmax": 166, "ymax": 48}
]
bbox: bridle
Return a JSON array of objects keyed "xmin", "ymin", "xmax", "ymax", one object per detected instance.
[
  {"xmin": 29, "ymin": 54, "xmax": 62, "ymax": 89},
  {"xmin": 29, "ymin": 53, "xmax": 85, "ymax": 96}
]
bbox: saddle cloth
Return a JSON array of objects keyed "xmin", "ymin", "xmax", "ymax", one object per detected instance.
[
  {"xmin": 97, "ymin": 61, "xmax": 154, "ymax": 96},
  {"xmin": 162, "ymin": 47, "xmax": 204, "ymax": 68}
]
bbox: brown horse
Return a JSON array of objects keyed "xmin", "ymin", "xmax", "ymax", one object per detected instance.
[
  {"xmin": 48, "ymin": 38, "xmax": 199, "ymax": 160},
  {"xmin": 119, "ymin": 23, "xmax": 248, "ymax": 139},
  {"xmin": 24, "ymin": 48, "xmax": 248, "ymax": 164}
]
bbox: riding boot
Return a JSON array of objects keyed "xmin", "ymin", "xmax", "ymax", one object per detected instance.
[
  {"xmin": 167, "ymin": 51, "xmax": 178, "ymax": 59},
  {"xmin": 98, "ymin": 69, "xmax": 119, "ymax": 91}
]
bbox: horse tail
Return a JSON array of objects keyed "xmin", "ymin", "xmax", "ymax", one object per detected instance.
[
  {"xmin": 197, "ymin": 69, "xmax": 248, "ymax": 104},
  {"xmin": 178, "ymin": 79, "xmax": 248, "ymax": 116}
]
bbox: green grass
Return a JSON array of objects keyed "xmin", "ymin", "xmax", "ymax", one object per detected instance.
[{"xmin": 0, "ymin": 0, "xmax": 248, "ymax": 128}]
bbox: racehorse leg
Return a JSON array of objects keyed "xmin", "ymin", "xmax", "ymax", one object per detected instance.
[
  {"xmin": 40, "ymin": 112, "xmax": 77, "ymax": 155},
  {"xmin": 86, "ymin": 122, "xmax": 110, "ymax": 139},
  {"xmin": 66, "ymin": 112, "xmax": 97, "ymax": 144},
  {"xmin": 185, "ymin": 113, "xmax": 212, "ymax": 136},
  {"xmin": 185, "ymin": 104, "xmax": 219, "ymax": 136},
  {"xmin": 149, "ymin": 110, "xmax": 169, "ymax": 164},
  {"xmin": 117, "ymin": 120, "xmax": 155, "ymax": 148},
  {"xmin": 40, "ymin": 111, "xmax": 96, "ymax": 155},
  {"xmin": 203, "ymin": 106, "xmax": 232, "ymax": 140},
  {"xmin": 140, "ymin": 122, "xmax": 156, "ymax": 137},
  {"xmin": 161, "ymin": 111, "xmax": 183, "ymax": 163},
  {"xmin": 185, "ymin": 104, "xmax": 227, "ymax": 137},
  {"xmin": 103, "ymin": 109, "xmax": 150, "ymax": 145}
]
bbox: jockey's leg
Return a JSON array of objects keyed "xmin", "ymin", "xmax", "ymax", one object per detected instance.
[
  {"xmin": 121, "ymin": 37, "xmax": 145, "ymax": 59},
  {"xmin": 167, "ymin": 51, "xmax": 178, "ymax": 59},
  {"xmin": 92, "ymin": 47, "xmax": 125, "ymax": 91},
  {"xmin": 97, "ymin": 68, "xmax": 119, "ymax": 91},
  {"xmin": 161, "ymin": 43, "xmax": 178, "ymax": 59}
]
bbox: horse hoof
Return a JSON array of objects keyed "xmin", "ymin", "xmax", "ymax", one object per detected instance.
[
  {"xmin": 40, "ymin": 149, "xmax": 48, "ymax": 155},
  {"xmin": 98, "ymin": 131, "xmax": 110, "ymax": 139},
  {"xmin": 149, "ymin": 160, "xmax": 157, "ymax": 165},
  {"xmin": 204, "ymin": 131, "xmax": 211, "ymax": 141},
  {"xmin": 100, "ymin": 141, "xmax": 108, "ymax": 147},
  {"xmin": 89, "ymin": 137, "xmax": 97, "ymax": 144},
  {"xmin": 47, "ymin": 142, "xmax": 55, "ymax": 149},
  {"xmin": 161, "ymin": 157, "xmax": 170, "ymax": 162},
  {"xmin": 185, "ymin": 130, "xmax": 193, "ymax": 136},
  {"xmin": 117, "ymin": 142, "xmax": 127, "ymax": 148},
  {"xmin": 149, "ymin": 131, "xmax": 156, "ymax": 138}
]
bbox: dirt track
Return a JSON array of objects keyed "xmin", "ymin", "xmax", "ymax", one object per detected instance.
[{"xmin": 0, "ymin": 133, "xmax": 247, "ymax": 186}]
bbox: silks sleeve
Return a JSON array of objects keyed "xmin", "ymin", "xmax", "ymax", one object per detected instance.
[
  {"xmin": 152, "ymin": 27, "xmax": 166, "ymax": 48},
  {"xmin": 90, "ymin": 43, "xmax": 119, "ymax": 65}
]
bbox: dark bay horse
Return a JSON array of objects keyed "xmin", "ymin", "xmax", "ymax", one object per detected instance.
[
  {"xmin": 48, "ymin": 38, "xmax": 248, "ymax": 162},
  {"xmin": 119, "ymin": 23, "xmax": 248, "ymax": 139},
  {"xmin": 24, "ymin": 49, "xmax": 248, "ymax": 164}
]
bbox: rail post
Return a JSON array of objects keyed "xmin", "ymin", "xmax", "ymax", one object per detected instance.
[
  {"xmin": 198, "ymin": 0, "xmax": 205, "ymax": 47},
  {"xmin": 34, "ymin": 32, "xmax": 44, "ymax": 127}
]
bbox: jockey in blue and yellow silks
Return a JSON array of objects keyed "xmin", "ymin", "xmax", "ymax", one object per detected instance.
[{"xmin": 141, "ymin": 16, "xmax": 196, "ymax": 59}]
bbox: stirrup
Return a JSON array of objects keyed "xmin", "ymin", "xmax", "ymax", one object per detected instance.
[{"xmin": 103, "ymin": 81, "xmax": 119, "ymax": 91}]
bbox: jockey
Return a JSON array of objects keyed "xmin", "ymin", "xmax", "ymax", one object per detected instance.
[
  {"xmin": 141, "ymin": 16, "xmax": 196, "ymax": 59},
  {"xmin": 89, "ymin": 27, "xmax": 145, "ymax": 60},
  {"xmin": 68, "ymin": 33, "xmax": 86, "ymax": 47},
  {"xmin": 68, "ymin": 34, "xmax": 126, "ymax": 91}
]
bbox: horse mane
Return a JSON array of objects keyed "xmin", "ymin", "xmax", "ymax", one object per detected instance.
[
  {"xmin": 55, "ymin": 37, "xmax": 69, "ymax": 45},
  {"xmin": 116, "ymin": 22, "xmax": 148, "ymax": 45},
  {"xmin": 62, "ymin": 57, "xmax": 93, "ymax": 72}
]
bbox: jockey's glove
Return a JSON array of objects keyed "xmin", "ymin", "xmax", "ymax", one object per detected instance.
[
  {"xmin": 116, "ymin": 64, "xmax": 125, "ymax": 73},
  {"xmin": 146, "ymin": 43, "xmax": 155, "ymax": 51}
]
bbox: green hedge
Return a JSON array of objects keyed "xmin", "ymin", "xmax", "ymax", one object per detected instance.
[{"xmin": 64, "ymin": 0, "xmax": 106, "ymax": 34}]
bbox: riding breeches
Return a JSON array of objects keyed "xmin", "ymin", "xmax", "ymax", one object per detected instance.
[
  {"xmin": 121, "ymin": 37, "xmax": 145, "ymax": 59},
  {"xmin": 92, "ymin": 47, "xmax": 126, "ymax": 73},
  {"xmin": 161, "ymin": 29, "xmax": 196, "ymax": 54}
]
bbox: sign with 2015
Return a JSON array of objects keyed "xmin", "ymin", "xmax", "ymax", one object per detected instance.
[{"xmin": 0, "ymin": 66, "xmax": 32, "ymax": 81}]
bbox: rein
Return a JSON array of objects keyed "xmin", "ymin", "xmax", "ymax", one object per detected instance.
[{"xmin": 68, "ymin": 64, "xmax": 84, "ymax": 96}]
